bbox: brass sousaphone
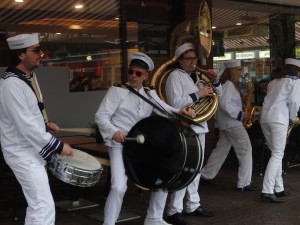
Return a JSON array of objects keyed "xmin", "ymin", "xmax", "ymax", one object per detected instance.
[{"xmin": 148, "ymin": 0, "xmax": 217, "ymax": 125}]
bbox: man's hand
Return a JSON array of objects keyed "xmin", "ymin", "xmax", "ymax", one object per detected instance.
[
  {"xmin": 198, "ymin": 86, "xmax": 214, "ymax": 98},
  {"xmin": 60, "ymin": 143, "xmax": 73, "ymax": 156},
  {"xmin": 205, "ymin": 69, "xmax": 218, "ymax": 82},
  {"xmin": 180, "ymin": 107, "xmax": 196, "ymax": 118},
  {"xmin": 47, "ymin": 122, "xmax": 59, "ymax": 134},
  {"xmin": 112, "ymin": 131, "xmax": 126, "ymax": 143}
]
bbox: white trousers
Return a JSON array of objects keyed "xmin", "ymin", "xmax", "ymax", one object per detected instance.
[
  {"xmin": 145, "ymin": 133, "xmax": 205, "ymax": 219},
  {"xmin": 201, "ymin": 125, "xmax": 253, "ymax": 188},
  {"xmin": 9, "ymin": 159, "xmax": 55, "ymax": 225},
  {"xmin": 166, "ymin": 133, "xmax": 205, "ymax": 215},
  {"xmin": 103, "ymin": 146, "xmax": 128, "ymax": 225},
  {"xmin": 145, "ymin": 191, "xmax": 168, "ymax": 222},
  {"xmin": 261, "ymin": 123, "xmax": 287, "ymax": 194}
]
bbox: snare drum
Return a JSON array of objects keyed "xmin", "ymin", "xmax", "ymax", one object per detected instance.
[{"xmin": 49, "ymin": 149, "xmax": 103, "ymax": 187}]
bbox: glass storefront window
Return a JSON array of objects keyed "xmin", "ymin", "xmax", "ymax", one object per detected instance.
[{"xmin": 0, "ymin": 0, "xmax": 121, "ymax": 92}]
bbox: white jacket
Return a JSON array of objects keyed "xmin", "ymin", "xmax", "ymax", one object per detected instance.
[
  {"xmin": 260, "ymin": 76, "xmax": 300, "ymax": 125},
  {"xmin": 95, "ymin": 84, "xmax": 180, "ymax": 148},
  {"xmin": 165, "ymin": 68, "xmax": 222, "ymax": 134},
  {"xmin": 216, "ymin": 80, "xmax": 243, "ymax": 130}
]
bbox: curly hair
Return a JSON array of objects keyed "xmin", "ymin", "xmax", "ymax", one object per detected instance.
[{"xmin": 8, "ymin": 48, "xmax": 27, "ymax": 67}]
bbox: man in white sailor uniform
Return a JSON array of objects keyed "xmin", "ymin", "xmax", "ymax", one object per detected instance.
[
  {"xmin": 95, "ymin": 52, "xmax": 195, "ymax": 225},
  {"xmin": 201, "ymin": 60, "xmax": 257, "ymax": 193},
  {"xmin": 164, "ymin": 43, "xmax": 222, "ymax": 225},
  {"xmin": 260, "ymin": 58, "xmax": 300, "ymax": 203},
  {"xmin": 0, "ymin": 33, "xmax": 73, "ymax": 225}
]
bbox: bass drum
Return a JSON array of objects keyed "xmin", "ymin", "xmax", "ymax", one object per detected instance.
[{"xmin": 123, "ymin": 116, "xmax": 203, "ymax": 192}]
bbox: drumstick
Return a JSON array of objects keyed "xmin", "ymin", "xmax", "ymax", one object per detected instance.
[
  {"xmin": 125, "ymin": 134, "xmax": 145, "ymax": 144},
  {"xmin": 59, "ymin": 128, "xmax": 96, "ymax": 134}
]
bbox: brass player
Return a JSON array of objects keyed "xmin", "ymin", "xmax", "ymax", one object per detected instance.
[
  {"xmin": 164, "ymin": 43, "xmax": 222, "ymax": 225},
  {"xmin": 201, "ymin": 60, "xmax": 257, "ymax": 192}
]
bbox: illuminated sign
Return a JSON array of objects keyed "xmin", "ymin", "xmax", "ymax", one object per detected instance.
[
  {"xmin": 296, "ymin": 48, "xmax": 300, "ymax": 58},
  {"xmin": 236, "ymin": 52, "xmax": 255, "ymax": 59},
  {"xmin": 213, "ymin": 53, "xmax": 232, "ymax": 61},
  {"xmin": 259, "ymin": 50, "xmax": 270, "ymax": 58}
]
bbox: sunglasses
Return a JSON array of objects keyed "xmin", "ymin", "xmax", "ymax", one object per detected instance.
[
  {"xmin": 128, "ymin": 69, "xmax": 145, "ymax": 77},
  {"xmin": 27, "ymin": 46, "xmax": 42, "ymax": 54}
]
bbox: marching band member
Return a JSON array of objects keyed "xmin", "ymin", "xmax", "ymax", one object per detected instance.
[
  {"xmin": 164, "ymin": 43, "xmax": 222, "ymax": 225},
  {"xmin": 201, "ymin": 60, "xmax": 257, "ymax": 192},
  {"xmin": 260, "ymin": 58, "xmax": 300, "ymax": 203},
  {"xmin": 0, "ymin": 33, "xmax": 73, "ymax": 225},
  {"xmin": 95, "ymin": 52, "xmax": 195, "ymax": 225}
]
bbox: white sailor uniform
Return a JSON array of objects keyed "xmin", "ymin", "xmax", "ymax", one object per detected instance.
[
  {"xmin": 95, "ymin": 84, "xmax": 180, "ymax": 225},
  {"xmin": 0, "ymin": 68, "xmax": 64, "ymax": 225},
  {"xmin": 260, "ymin": 75, "xmax": 300, "ymax": 194},
  {"xmin": 201, "ymin": 80, "xmax": 253, "ymax": 189},
  {"xmin": 163, "ymin": 68, "xmax": 222, "ymax": 216}
]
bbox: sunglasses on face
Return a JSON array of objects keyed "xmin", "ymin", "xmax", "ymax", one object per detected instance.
[
  {"xmin": 27, "ymin": 46, "xmax": 42, "ymax": 54},
  {"xmin": 128, "ymin": 69, "xmax": 145, "ymax": 77}
]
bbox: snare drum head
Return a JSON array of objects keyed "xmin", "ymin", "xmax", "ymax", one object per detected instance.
[
  {"xmin": 57, "ymin": 149, "xmax": 101, "ymax": 171},
  {"xmin": 123, "ymin": 116, "xmax": 186, "ymax": 190}
]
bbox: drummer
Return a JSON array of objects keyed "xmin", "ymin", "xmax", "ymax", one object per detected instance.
[
  {"xmin": 95, "ymin": 52, "xmax": 195, "ymax": 225},
  {"xmin": 0, "ymin": 33, "xmax": 73, "ymax": 224}
]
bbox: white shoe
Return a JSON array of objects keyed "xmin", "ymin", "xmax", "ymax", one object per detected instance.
[{"xmin": 144, "ymin": 219, "xmax": 172, "ymax": 225}]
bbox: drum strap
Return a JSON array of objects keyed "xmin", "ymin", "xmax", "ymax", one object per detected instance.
[{"xmin": 124, "ymin": 83, "xmax": 175, "ymax": 119}]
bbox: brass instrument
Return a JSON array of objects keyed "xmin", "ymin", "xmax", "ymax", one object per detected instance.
[
  {"xmin": 188, "ymin": 65, "xmax": 218, "ymax": 124},
  {"xmin": 148, "ymin": 0, "xmax": 217, "ymax": 125},
  {"xmin": 242, "ymin": 75, "xmax": 256, "ymax": 129},
  {"xmin": 287, "ymin": 116, "xmax": 300, "ymax": 137},
  {"xmin": 169, "ymin": 0, "xmax": 212, "ymax": 60}
]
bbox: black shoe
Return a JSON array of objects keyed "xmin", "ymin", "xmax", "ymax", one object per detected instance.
[
  {"xmin": 186, "ymin": 206, "xmax": 214, "ymax": 217},
  {"xmin": 165, "ymin": 213, "xmax": 187, "ymax": 225},
  {"xmin": 261, "ymin": 193, "xmax": 284, "ymax": 203},
  {"xmin": 200, "ymin": 177, "xmax": 218, "ymax": 185},
  {"xmin": 274, "ymin": 190, "xmax": 290, "ymax": 198},
  {"xmin": 237, "ymin": 184, "xmax": 258, "ymax": 192}
]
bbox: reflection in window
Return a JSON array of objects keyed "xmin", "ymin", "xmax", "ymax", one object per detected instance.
[{"xmin": 0, "ymin": 0, "xmax": 121, "ymax": 92}]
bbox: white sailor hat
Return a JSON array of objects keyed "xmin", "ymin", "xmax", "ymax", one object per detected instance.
[
  {"xmin": 285, "ymin": 58, "xmax": 300, "ymax": 68},
  {"xmin": 7, "ymin": 33, "xmax": 39, "ymax": 50},
  {"xmin": 225, "ymin": 60, "xmax": 241, "ymax": 68},
  {"xmin": 128, "ymin": 52, "xmax": 154, "ymax": 71},
  {"xmin": 175, "ymin": 43, "xmax": 195, "ymax": 58}
]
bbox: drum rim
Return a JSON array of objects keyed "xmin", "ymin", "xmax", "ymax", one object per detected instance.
[{"xmin": 54, "ymin": 149, "xmax": 102, "ymax": 170}]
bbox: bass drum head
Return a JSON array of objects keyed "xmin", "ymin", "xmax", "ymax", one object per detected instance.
[{"xmin": 123, "ymin": 116, "xmax": 202, "ymax": 191}]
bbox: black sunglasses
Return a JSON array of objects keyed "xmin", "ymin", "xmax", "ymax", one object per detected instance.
[
  {"xmin": 27, "ymin": 46, "xmax": 42, "ymax": 54},
  {"xmin": 128, "ymin": 69, "xmax": 144, "ymax": 77}
]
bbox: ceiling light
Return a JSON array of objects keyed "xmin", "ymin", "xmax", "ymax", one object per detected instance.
[
  {"xmin": 212, "ymin": 26, "xmax": 216, "ymax": 29},
  {"xmin": 236, "ymin": 22, "xmax": 242, "ymax": 26},
  {"xmin": 74, "ymin": 4, "xmax": 83, "ymax": 9},
  {"xmin": 15, "ymin": 0, "xmax": 24, "ymax": 2},
  {"xmin": 69, "ymin": 25, "xmax": 82, "ymax": 29}
]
